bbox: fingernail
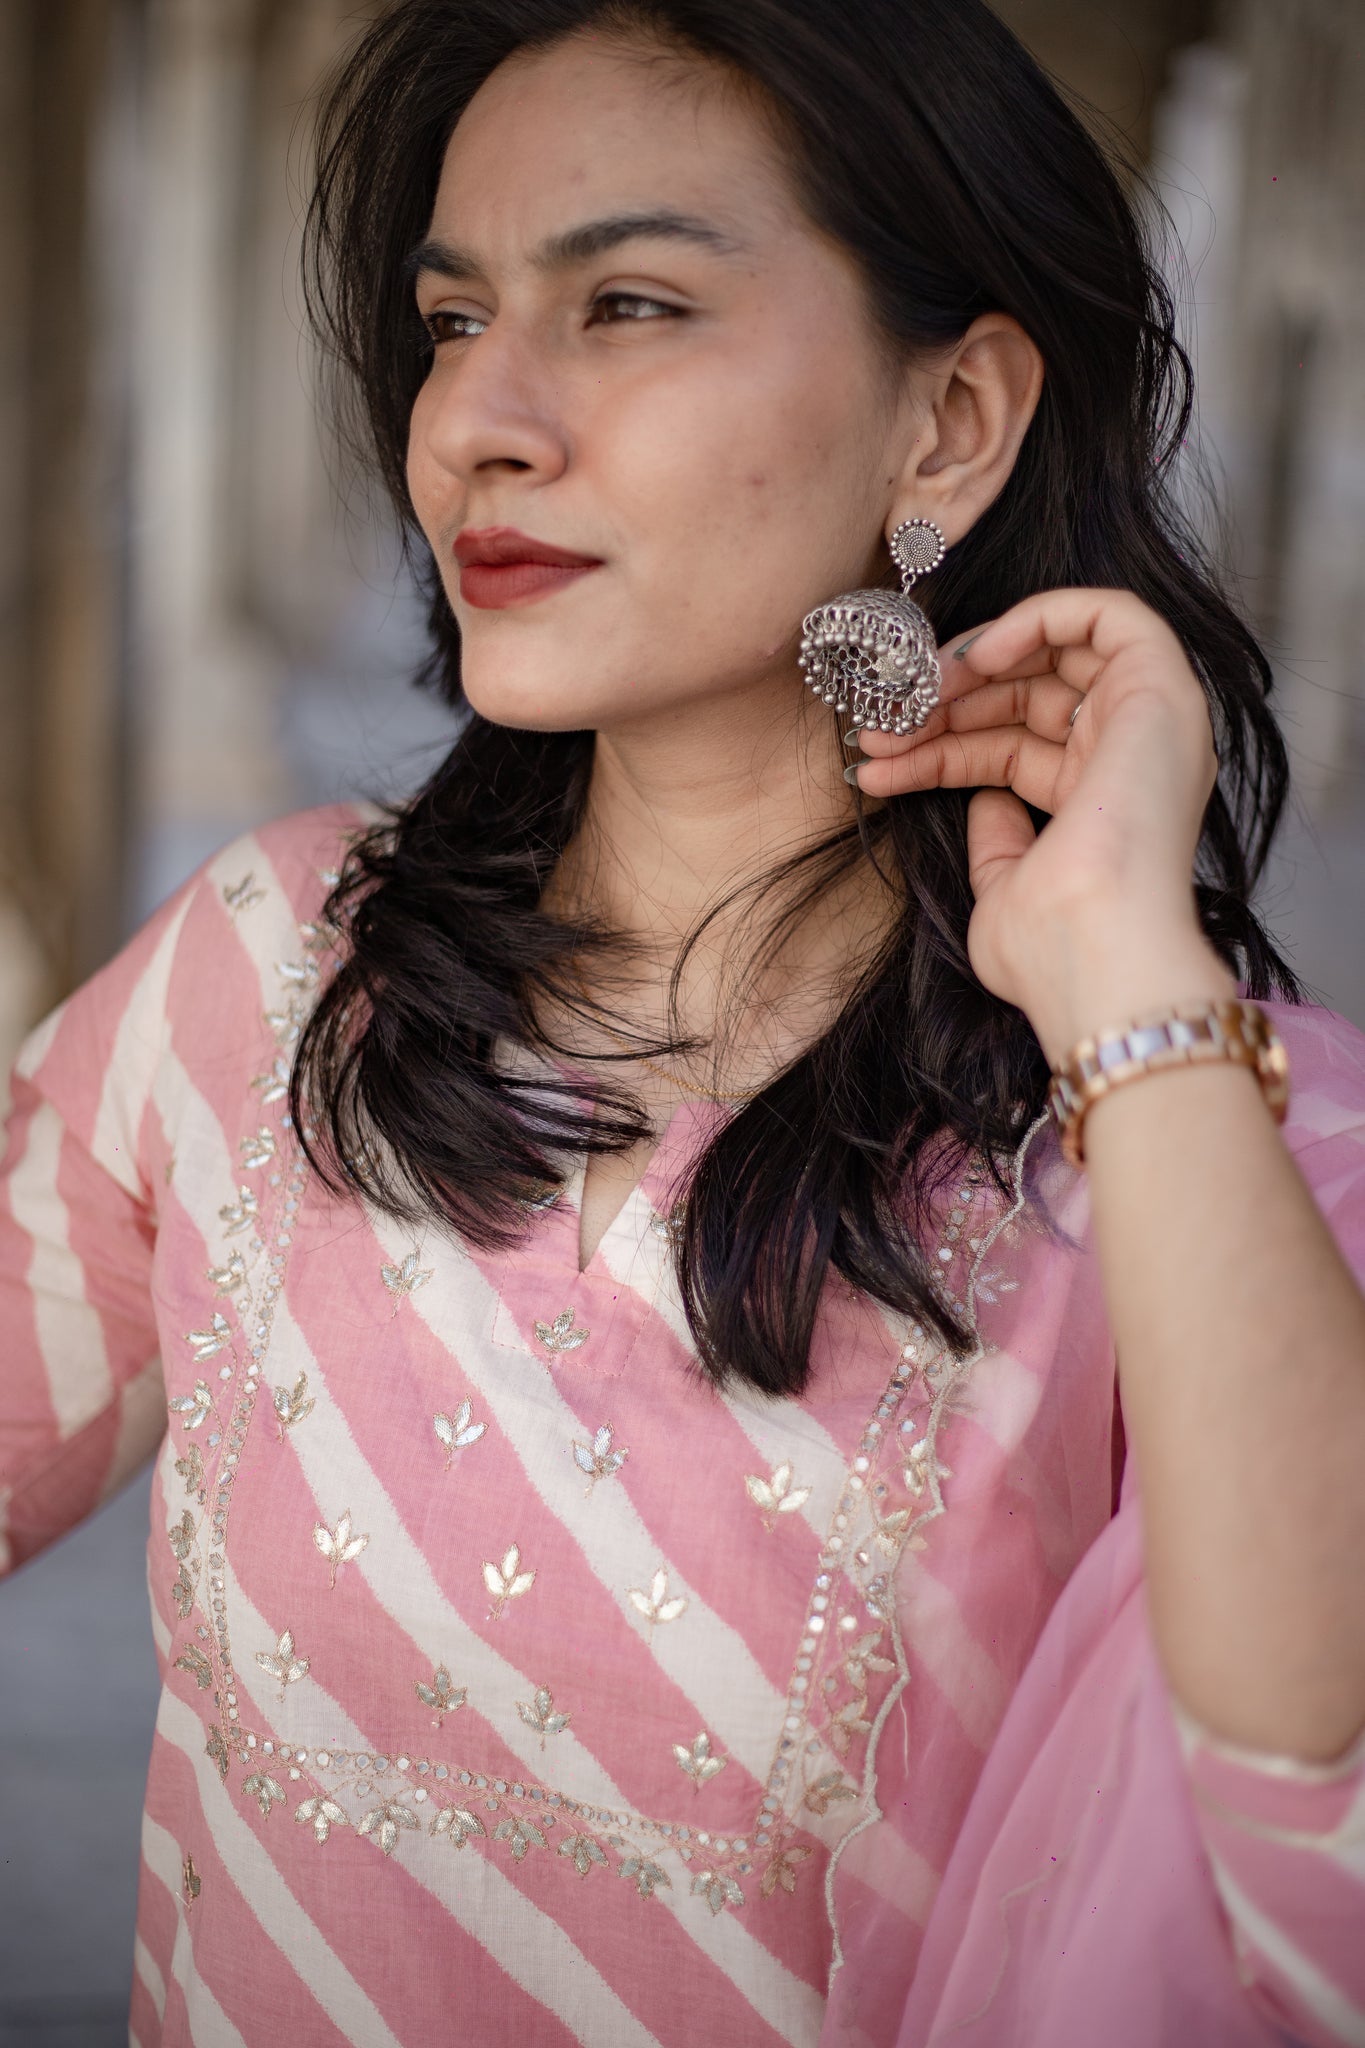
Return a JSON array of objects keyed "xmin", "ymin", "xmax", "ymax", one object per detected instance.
[
  {"xmin": 842, "ymin": 762, "xmax": 863, "ymax": 785},
  {"xmin": 841, "ymin": 728, "xmax": 863, "ymax": 750},
  {"xmin": 953, "ymin": 628, "xmax": 989, "ymax": 662}
]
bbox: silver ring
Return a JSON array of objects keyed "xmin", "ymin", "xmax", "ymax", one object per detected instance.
[{"xmin": 1068, "ymin": 702, "xmax": 1083, "ymax": 728}]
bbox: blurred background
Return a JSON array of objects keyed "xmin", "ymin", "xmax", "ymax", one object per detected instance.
[{"xmin": 0, "ymin": 1, "xmax": 1362, "ymax": 2041}]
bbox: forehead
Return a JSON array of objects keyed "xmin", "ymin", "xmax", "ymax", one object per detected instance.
[{"xmin": 432, "ymin": 33, "xmax": 801, "ymax": 254}]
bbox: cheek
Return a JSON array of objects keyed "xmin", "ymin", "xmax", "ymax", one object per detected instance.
[
  {"xmin": 604, "ymin": 352, "xmax": 882, "ymax": 614},
  {"xmin": 404, "ymin": 387, "xmax": 446, "ymax": 537},
  {"xmin": 709, "ymin": 335, "xmax": 878, "ymax": 509}
]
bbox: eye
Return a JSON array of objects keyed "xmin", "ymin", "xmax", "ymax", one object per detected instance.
[
  {"xmin": 586, "ymin": 292, "xmax": 681, "ymax": 327},
  {"xmin": 421, "ymin": 309, "xmax": 488, "ymax": 344}
]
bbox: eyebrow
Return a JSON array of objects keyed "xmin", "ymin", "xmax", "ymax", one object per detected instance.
[{"xmin": 406, "ymin": 209, "xmax": 746, "ymax": 287}]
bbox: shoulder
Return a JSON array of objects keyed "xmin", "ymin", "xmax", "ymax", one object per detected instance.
[
  {"xmin": 160, "ymin": 799, "xmax": 377, "ymax": 977},
  {"xmin": 203, "ymin": 801, "xmax": 381, "ymax": 931},
  {"xmin": 11, "ymin": 805, "xmax": 375, "ymax": 1192},
  {"xmin": 158, "ymin": 800, "xmax": 377, "ymax": 1064},
  {"xmin": 118, "ymin": 801, "xmax": 375, "ymax": 1026}
]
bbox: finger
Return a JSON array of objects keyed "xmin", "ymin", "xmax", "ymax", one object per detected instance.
[
  {"xmin": 938, "ymin": 623, "xmax": 997, "ymax": 665},
  {"xmin": 951, "ymin": 587, "xmax": 1176, "ymax": 678},
  {"xmin": 857, "ymin": 675, "xmax": 1084, "ymax": 753},
  {"xmin": 951, "ymin": 642, "xmax": 1107, "ymax": 695},
  {"xmin": 966, "ymin": 786, "xmax": 1037, "ymax": 901},
  {"xmin": 852, "ymin": 724, "xmax": 1064, "ymax": 807}
]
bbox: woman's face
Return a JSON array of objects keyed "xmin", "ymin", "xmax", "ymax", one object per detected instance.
[{"xmin": 407, "ymin": 33, "xmax": 915, "ymax": 735}]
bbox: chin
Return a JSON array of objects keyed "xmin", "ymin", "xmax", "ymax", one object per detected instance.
[{"xmin": 458, "ymin": 662, "xmax": 646, "ymax": 734}]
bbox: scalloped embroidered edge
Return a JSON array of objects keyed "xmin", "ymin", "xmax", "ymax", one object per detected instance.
[{"xmin": 822, "ymin": 1108, "xmax": 1053, "ymax": 1986}]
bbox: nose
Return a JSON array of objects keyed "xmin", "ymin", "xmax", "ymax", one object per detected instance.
[{"xmin": 414, "ymin": 319, "xmax": 570, "ymax": 489}]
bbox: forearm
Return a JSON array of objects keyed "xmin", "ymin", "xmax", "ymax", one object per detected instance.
[{"xmin": 1034, "ymin": 936, "xmax": 1365, "ymax": 1761}]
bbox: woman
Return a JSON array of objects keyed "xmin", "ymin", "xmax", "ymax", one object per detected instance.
[{"xmin": 3, "ymin": 1, "xmax": 1363, "ymax": 2042}]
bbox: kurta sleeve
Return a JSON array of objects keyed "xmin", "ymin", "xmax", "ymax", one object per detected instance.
[
  {"xmin": 1175, "ymin": 1711, "xmax": 1365, "ymax": 2048},
  {"xmin": 0, "ymin": 880, "xmax": 193, "ymax": 1574},
  {"xmin": 1171, "ymin": 1081, "xmax": 1365, "ymax": 2048}
]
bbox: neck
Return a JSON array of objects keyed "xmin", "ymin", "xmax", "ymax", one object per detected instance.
[{"xmin": 547, "ymin": 667, "xmax": 899, "ymax": 1072}]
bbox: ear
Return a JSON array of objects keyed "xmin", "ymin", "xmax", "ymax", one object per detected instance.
[{"xmin": 889, "ymin": 314, "xmax": 1044, "ymax": 544}]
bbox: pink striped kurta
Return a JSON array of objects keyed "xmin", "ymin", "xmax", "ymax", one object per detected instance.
[{"xmin": 2, "ymin": 803, "xmax": 1364, "ymax": 2047}]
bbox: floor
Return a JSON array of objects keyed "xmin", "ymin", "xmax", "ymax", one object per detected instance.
[{"xmin": 0, "ymin": 1472, "xmax": 156, "ymax": 2046}]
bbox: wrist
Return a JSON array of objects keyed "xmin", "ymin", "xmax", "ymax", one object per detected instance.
[{"xmin": 1026, "ymin": 925, "xmax": 1238, "ymax": 1070}]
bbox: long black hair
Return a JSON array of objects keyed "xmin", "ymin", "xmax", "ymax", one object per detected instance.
[{"xmin": 294, "ymin": 0, "xmax": 1301, "ymax": 1397}]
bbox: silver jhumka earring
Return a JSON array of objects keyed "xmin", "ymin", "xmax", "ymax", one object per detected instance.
[{"xmin": 798, "ymin": 516, "xmax": 947, "ymax": 737}]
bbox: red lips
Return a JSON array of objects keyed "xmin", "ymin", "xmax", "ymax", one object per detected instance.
[{"xmin": 454, "ymin": 526, "xmax": 602, "ymax": 609}]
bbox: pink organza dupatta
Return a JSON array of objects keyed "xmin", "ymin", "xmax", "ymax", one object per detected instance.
[
  {"xmin": 891, "ymin": 1494, "xmax": 1286, "ymax": 2045},
  {"xmin": 824, "ymin": 999, "xmax": 1365, "ymax": 2048}
]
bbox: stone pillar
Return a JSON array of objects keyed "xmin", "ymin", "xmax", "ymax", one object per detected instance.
[
  {"xmin": 0, "ymin": 0, "xmax": 128, "ymax": 1090},
  {"xmin": 991, "ymin": 0, "xmax": 1218, "ymax": 157},
  {"xmin": 1225, "ymin": 0, "xmax": 1365, "ymax": 812},
  {"xmin": 127, "ymin": 0, "xmax": 294, "ymax": 919}
]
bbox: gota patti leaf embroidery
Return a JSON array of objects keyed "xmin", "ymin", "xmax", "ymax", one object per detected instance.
[
  {"xmin": 175, "ymin": 1644, "xmax": 214, "ymax": 1691},
  {"xmin": 433, "ymin": 1400, "xmax": 486, "ymax": 1469},
  {"xmin": 252, "ymin": 1056, "xmax": 291, "ymax": 1107},
  {"xmin": 627, "ymin": 1568, "xmax": 688, "ymax": 1633},
  {"xmin": 169, "ymin": 1381, "xmax": 214, "ymax": 1431},
  {"xmin": 533, "ymin": 1308, "xmax": 588, "ymax": 1354},
  {"xmin": 296, "ymin": 1795, "xmax": 349, "ymax": 1845},
  {"xmin": 264, "ymin": 999, "xmax": 305, "ymax": 1048},
  {"xmin": 804, "ymin": 1772, "xmax": 858, "ymax": 1817},
  {"xmin": 239, "ymin": 1127, "xmax": 276, "ymax": 1172},
  {"xmin": 495, "ymin": 1815, "xmax": 546, "ymax": 1862},
  {"xmin": 218, "ymin": 1187, "xmax": 258, "ymax": 1237},
  {"xmin": 620, "ymin": 1855, "xmax": 671, "ymax": 1898},
  {"xmin": 761, "ymin": 1843, "xmax": 813, "ymax": 1897},
  {"xmin": 744, "ymin": 1461, "xmax": 812, "ymax": 1530},
  {"xmin": 207, "ymin": 1253, "xmax": 247, "ymax": 1296},
  {"xmin": 357, "ymin": 1801, "xmax": 419, "ymax": 1856},
  {"xmin": 572, "ymin": 1423, "xmax": 628, "ymax": 1492},
  {"xmin": 901, "ymin": 1430, "xmax": 951, "ymax": 1498},
  {"xmin": 673, "ymin": 1732, "xmax": 726, "ymax": 1788},
  {"xmin": 830, "ymin": 1697, "xmax": 873, "ymax": 1755},
  {"xmin": 171, "ymin": 1562, "xmax": 200, "ymax": 1619},
  {"xmin": 223, "ymin": 873, "xmax": 265, "ymax": 914},
  {"xmin": 692, "ymin": 1870, "xmax": 744, "ymax": 1915},
  {"xmin": 255, "ymin": 1629, "xmax": 310, "ymax": 1701},
  {"xmin": 483, "ymin": 1545, "xmax": 536, "ymax": 1620},
  {"xmin": 185, "ymin": 1313, "xmax": 233, "ymax": 1365},
  {"xmin": 843, "ymin": 1631, "xmax": 895, "ymax": 1693},
  {"xmin": 431, "ymin": 1805, "xmax": 485, "ymax": 1849},
  {"xmin": 240, "ymin": 1748, "xmax": 758, "ymax": 1903},
  {"xmin": 313, "ymin": 1510, "xmax": 370, "ymax": 1589},
  {"xmin": 243, "ymin": 1773, "xmax": 285, "ymax": 1817},
  {"xmin": 273, "ymin": 1372, "xmax": 315, "ymax": 1438},
  {"xmin": 381, "ymin": 1251, "xmax": 433, "ymax": 1311},
  {"xmin": 174, "ymin": 1445, "xmax": 204, "ymax": 1498},
  {"xmin": 649, "ymin": 1202, "xmax": 685, "ymax": 1245},
  {"xmin": 276, "ymin": 956, "xmax": 320, "ymax": 995},
  {"xmin": 559, "ymin": 1834, "xmax": 609, "ymax": 1877},
  {"xmin": 517, "ymin": 1685, "xmax": 571, "ymax": 1748},
  {"xmin": 415, "ymin": 1665, "xmax": 467, "ymax": 1727},
  {"xmin": 168, "ymin": 1511, "xmax": 200, "ymax": 1619}
]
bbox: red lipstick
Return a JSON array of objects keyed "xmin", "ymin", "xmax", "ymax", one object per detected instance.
[{"xmin": 454, "ymin": 526, "xmax": 602, "ymax": 609}]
